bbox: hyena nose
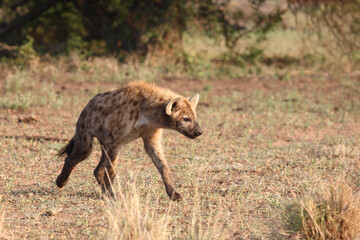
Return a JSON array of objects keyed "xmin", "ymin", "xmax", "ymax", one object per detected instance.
[{"xmin": 195, "ymin": 129, "xmax": 203, "ymax": 136}]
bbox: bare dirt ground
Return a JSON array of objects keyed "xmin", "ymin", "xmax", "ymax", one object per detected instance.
[{"xmin": 0, "ymin": 70, "xmax": 360, "ymax": 239}]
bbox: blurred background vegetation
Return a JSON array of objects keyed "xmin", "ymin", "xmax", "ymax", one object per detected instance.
[{"xmin": 0, "ymin": 0, "xmax": 359, "ymax": 74}]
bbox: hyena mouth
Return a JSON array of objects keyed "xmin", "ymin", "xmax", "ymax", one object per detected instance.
[
  {"xmin": 181, "ymin": 130, "xmax": 202, "ymax": 139},
  {"xmin": 180, "ymin": 130, "xmax": 193, "ymax": 139}
]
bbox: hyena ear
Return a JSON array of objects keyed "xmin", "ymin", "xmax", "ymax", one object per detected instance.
[
  {"xmin": 189, "ymin": 94, "xmax": 200, "ymax": 110},
  {"xmin": 166, "ymin": 97, "xmax": 182, "ymax": 115}
]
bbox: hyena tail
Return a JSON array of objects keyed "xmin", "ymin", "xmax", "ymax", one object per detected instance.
[{"xmin": 57, "ymin": 137, "xmax": 75, "ymax": 157}]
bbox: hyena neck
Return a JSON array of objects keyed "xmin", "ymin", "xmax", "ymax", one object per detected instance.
[
  {"xmin": 146, "ymin": 103, "xmax": 172, "ymax": 129},
  {"xmin": 135, "ymin": 91, "xmax": 179, "ymax": 129}
]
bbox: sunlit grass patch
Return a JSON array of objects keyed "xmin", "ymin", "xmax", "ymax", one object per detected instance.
[
  {"xmin": 282, "ymin": 180, "xmax": 360, "ymax": 240},
  {"xmin": 104, "ymin": 180, "xmax": 170, "ymax": 240},
  {"xmin": 0, "ymin": 68, "xmax": 63, "ymax": 110},
  {"xmin": 104, "ymin": 173, "xmax": 231, "ymax": 240}
]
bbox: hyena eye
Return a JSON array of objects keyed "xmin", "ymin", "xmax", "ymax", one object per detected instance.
[{"xmin": 183, "ymin": 117, "xmax": 191, "ymax": 122}]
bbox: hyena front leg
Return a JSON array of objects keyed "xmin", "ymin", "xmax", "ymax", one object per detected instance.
[
  {"xmin": 94, "ymin": 146, "xmax": 118, "ymax": 199},
  {"xmin": 143, "ymin": 129, "xmax": 183, "ymax": 201}
]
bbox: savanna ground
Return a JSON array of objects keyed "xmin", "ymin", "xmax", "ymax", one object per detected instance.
[{"xmin": 0, "ymin": 30, "xmax": 360, "ymax": 239}]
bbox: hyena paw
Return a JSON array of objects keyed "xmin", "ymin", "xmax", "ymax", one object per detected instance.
[
  {"xmin": 56, "ymin": 175, "xmax": 68, "ymax": 188},
  {"xmin": 101, "ymin": 191, "xmax": 117, "ymax": 201},
  {"xmin": 170, "ymin": 191, "xmax": 183, "ymax": 201}
]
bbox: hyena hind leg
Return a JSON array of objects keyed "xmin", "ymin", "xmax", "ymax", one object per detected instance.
[
  {"xmin": 94, "ymin": 147, "xmax": 119, "ymax": 199},
  {"xmin": 56, "ymin": 134, "xmax": 93, "ymax": 188}
]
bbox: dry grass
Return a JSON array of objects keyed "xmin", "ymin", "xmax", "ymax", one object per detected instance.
[
  {"xmin": 283, "ymin": 180, "xmax": 360, "ymax": 240},
  {"xmin": 104, "ymin": 179, "xmax": 170, "ymax": 240},
  {"xmin": 187, "ymin": 180, "xmax": 229, "ymax": 240},
  {"xmin": 0, "ymin": 196, "xmax": 7, "ymax": 239},
  {"xmin": 104, "ymin": 173, "xmax": 230, "ymax": 240}
]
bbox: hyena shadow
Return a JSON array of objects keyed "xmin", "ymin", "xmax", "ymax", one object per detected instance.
[{"xmin": 11, "ymin": 184, "xmax": 99, "ymax": 200}]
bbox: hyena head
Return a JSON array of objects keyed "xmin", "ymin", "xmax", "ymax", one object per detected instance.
[{"xmin": 166, "ymin": 94, "xmax": 203, "ymax": 139}]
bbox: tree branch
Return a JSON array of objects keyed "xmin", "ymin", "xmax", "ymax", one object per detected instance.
[{"xmin": 11, "ymin": 0, "xmax": 30, "ymax": 10}]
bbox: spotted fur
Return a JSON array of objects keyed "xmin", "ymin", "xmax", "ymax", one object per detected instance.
[{"xmin": 56, "ymin": 82, "xmax": 203, "ymax": 201}]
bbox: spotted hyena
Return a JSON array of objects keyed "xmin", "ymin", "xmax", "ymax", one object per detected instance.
[{"xmin": 56, "ymin": 82, "xmax": 203, "ymax": 201}]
